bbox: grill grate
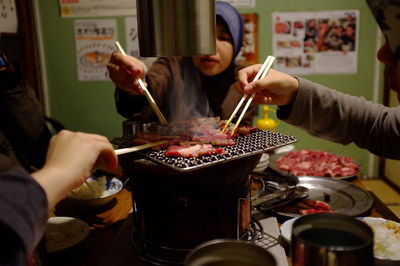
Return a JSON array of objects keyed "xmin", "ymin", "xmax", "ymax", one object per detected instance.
[{"xmin": 112, "ymin": 130, "xmax": 297, "ymax": 172}]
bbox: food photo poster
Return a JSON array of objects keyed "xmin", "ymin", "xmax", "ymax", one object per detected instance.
[
  {"xmin": 74, "ymin": 19, "xmax": 117, "ymax": 81},
  {"xmin": 272, "ymin": 10, "xmax": 359, "ymax": 75},
  {"xmin": 236, "ymin": 13, "xmax": 259, "ymax": 67}
]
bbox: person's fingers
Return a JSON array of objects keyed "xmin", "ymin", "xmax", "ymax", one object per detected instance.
[
  {"xmin": 233, "ymin": 81, "xmax": 245, "ymax": 94},
  {"xmin": 237, "ymin": 64, "xmax": 263, "ymax": 90},
  {"xmin": 252, "ymin": 95, "xmax": 270, "ymax": 104}
]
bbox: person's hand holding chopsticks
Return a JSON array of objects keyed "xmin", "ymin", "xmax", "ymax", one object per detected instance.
[
  {"xmin": 107, "ymin": 51, "xmax": 148, "ymax": 96},
  {"xmin": 235, "ymin": 66, "xmax": 299, "ymax": 106}
]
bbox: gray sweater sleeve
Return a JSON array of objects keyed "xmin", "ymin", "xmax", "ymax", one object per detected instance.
[{"xmin": 277, "ymin": 77, "xmax": 400, "ymax": 159}]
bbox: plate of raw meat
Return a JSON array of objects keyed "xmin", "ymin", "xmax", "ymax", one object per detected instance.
[
  {"xmin": 269, "ymin": 149, "xmax": 360, "ymax": 180},
  {"xmin": 273, "ymin": 176, "xmax": 373, "ymax": 218}
]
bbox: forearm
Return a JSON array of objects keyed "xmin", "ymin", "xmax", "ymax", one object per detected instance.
[
  {"xmin": 0, "ymin": 168, "xmax": 48, "ymax": 265},
  {"xmin": 278, "ymin": 78, "xmax": 400, "ymax": 159},
  {"xmin": 31, "ymin": 167, "xmax": 74, "ymax": 211}
]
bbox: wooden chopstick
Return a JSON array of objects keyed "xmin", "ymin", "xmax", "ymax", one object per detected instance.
[
  {"xmin": 114, "ymin": 41, "xmax": 168, "ymax": 125},
  {"xmin": 231, "ymin": 56, "xmax": 275, "ymax": 135},
  {"xmin": 114, "ymin": 140, "xmax": 168, "ymax": 156},
  {"xmin": 221, "ymin": 55, "xmax": 275, "ymax": 133}
]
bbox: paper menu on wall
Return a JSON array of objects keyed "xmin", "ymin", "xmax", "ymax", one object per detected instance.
[
  {"xmin": 59, "ymin": 0, "xmax": 136, "ymax": 17},
  {"xmin": 74, "ymin": 19, "xmax": 117, "ymax": 81},
  {"xmin": 272, "ymin": 10, "xmax": 359, "ymax": 75},
  {"xmin": 0, "ymin": 0, "xmax": 18, "ymax": 33}
]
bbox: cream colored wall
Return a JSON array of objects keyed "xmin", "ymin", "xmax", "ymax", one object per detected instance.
[{"xmin": 384, "ymin": 90, "xmax": 400, "ymax": 186}]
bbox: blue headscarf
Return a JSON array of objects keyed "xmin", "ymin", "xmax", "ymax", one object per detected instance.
[{"xmin": 216, "ymin": 1, "xmax": 244, "ymax": 58}]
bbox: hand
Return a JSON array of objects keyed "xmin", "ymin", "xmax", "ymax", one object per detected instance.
[
  {"xmin": 31, "ymin": 130, "xmax": 118, "ymax": 210},
  {"xmin": 235, "ymin": 65, "xmax": 299, "ymax": 106},
  {"xmin": 107, "ymin": 52, "xmax": 148, "ymax": 95}
]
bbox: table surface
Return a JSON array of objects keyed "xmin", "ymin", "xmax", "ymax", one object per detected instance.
[{"xmin": 44, "ymin": 176, "xmax": 399, "ymax": 266}]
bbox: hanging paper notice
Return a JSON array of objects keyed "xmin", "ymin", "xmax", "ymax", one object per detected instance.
[
  {"xmin": 59, "ymin": 0, "xmax": 136, "ymax": 17},
  {"xmin": 272, "ymin": 10, "xmax": 359, "ymax": 75},
  {"xmin": 74, "ymin": 19, "xmax": 117, "ymax": 81},
  {"xmin": 0, "ymin": 0, "xmax": 18, "ymax": 33},
  {"xmin": 219, "ymin": 0, "xmax": 256, "ymax": 8}
]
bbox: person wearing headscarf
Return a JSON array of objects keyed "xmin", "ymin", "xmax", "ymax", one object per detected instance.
[
  {"xmin": 235, "ymin": 0, "xmax": 400, "ymax": 159},
  {"xmin": 107, "ymin": 1, "xmax": 256, "ymax": 125}
]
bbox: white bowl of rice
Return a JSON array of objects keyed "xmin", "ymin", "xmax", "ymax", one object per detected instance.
[
  {"xmin": 67, "ymin": 176, "xmax": 123, "ymax": 209},
  {"xmin": 360, "ymin": 217, "xmax": 400, "ymax": 265}
]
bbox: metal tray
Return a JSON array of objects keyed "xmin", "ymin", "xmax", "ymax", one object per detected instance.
[{"xmin": 275, "ymin": 176, "xmax": 373, "ymax": 218}]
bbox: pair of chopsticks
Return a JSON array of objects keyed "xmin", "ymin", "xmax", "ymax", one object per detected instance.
[
  {"xmin": 114, "ymin": 140, "xmax": 168, "ymax": 156},
  {"xmin": 114, "ymin": 41, "xmax": 168, "ymax": 125},
  {"xmin": 222, "ymin": 55, "xmax": 276, "ymax": 135}
]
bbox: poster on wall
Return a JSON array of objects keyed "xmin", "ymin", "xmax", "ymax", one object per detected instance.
[
  {"xmin": 236, "ymin": 13, "xmax": 259, "ymax": 67},
  {"xmin": 74, "ymin": 19, "xmax": 117, "ymax": 81},
  {"xmin": 124, "ymin": 17, "xmax": 156, "ymax": 68},
  {"xmin": 272, "ymin": 10, "xmax": 359, "ymax": 75},
  {"xmin": 0, "ymin": 0, "xmax": 18, "ymax": 33},
  {"xmin": 59, "ymin": 0, "xmax": 135, "ymax": 17},
  {"xmin": 220, "ymin": 0, "xmax": 256, "ymax": 8}
]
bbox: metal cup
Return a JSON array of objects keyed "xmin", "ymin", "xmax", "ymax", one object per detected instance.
[
  {"xmin": 136, "ymin": 0, "xmax": 216, "ymax": 56},
  {"xmin": 291, "ymin": 213, "xmax": 374, "ymax": 266},
  {"xmin": 185, "ymin": 239, "xmax": 277, "ymax": 266}
]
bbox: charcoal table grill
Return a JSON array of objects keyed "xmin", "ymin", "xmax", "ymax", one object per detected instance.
[
  {"xmin": 111, "ymin": 129, "xmax": 297, "ymax": 263},
  {"xmin": 112, "ymin": 130, "xmax": 297, "ymax": 172}
]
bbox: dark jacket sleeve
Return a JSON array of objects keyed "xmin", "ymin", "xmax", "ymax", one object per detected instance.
[
  {"xmin": 0, "ymin": 70, "xmax": 51, "ymax": 170},
  {"xmin": 114, "ymin": 57, "xmax": 173, "ymax": 122},
  {"xmin": 277, "ymin": 77, "xmax": 400, "ymax": 159},
  {"xmin": 0, "ymin": 167, "xmax": 48, "ymax": 266}
]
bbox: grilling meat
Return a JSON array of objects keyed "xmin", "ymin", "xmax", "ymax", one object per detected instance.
[
  {"xmin": 132, "ymin": 117, "xmax": 259, "ymax": 158},
  {"xmin": 165, "ymin": 144, "xmax": 224, "ymax": 158}
]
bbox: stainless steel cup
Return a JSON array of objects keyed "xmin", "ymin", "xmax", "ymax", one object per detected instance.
[
  {"xmin": 136, "ymin": 0, "xmax": 216, "ymax": 56},
  {"xmin": 185, "ymin": 239, "xmax": 276, "ymax": 266},
  {"xmin": 291, "ymin": 213, "xmax": 374, "ymax": 266}
]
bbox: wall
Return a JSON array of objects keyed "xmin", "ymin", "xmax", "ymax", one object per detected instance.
[
  {"xmin": 37, "ymin": 0, "xmax": 381, "ymax": 176},
  {"xmin": 237, "ymin": 0, "xmax": 381, "ymax": 176}
]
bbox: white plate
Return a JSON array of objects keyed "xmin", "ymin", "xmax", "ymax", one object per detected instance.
[
  {"xmin": 45, "ymin": 217, "xmax": 90, "ymax": 253},
  {"xmin": 279, "ymin": 217, "xmax": 298, "ymax": 243},
  {"xmin": 359, "ymin": 217, "xmax": 400, "ymax": 262}
]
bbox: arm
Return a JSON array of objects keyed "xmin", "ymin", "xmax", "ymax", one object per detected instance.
[
  {"xmin": 236, "ymin": 65, "xmax": 400, "ymax": 159},
  {"xmin": 0, "ymin": 130, "xmax": 118, "ymax": 266},
  {"xmin": 0, "ymin": 168, "xmax": 48, "ymax": 266},
  {"xmin": 32, "ymin": 130, "xmax": 118, "ymax": 210},
  {"xmin": 278, "ymin": 78, "xmax": 400, "ymax": 159},
  {"xmin": 113, "ymin": 57, "xmax": 175, "ymax": 121}
]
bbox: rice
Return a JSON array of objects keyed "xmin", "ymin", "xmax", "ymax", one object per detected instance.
[
  {"xmin": 70, "ymin": 176, "xmax": 107, "ymax": 199},
  {"xmin": 365, "ymin": 219, "xmax": 400, "ymax": 260}
]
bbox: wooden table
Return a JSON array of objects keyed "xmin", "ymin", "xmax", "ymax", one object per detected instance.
[
  {"xmin": 45, "ymin": 188, "xmax": 132, "ymax": 266},
  {"xmin": 44, "ymin": 178, "xmax": 399, "ymax": 266}
]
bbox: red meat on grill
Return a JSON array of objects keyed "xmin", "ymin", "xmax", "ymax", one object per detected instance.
[
  {"xmin": 165, "ymin": 144, "xmax": 224, "ymax": 158},
  {"xmin": 131, "ymin": 118, "xmax": 260, "ymax": 158}
]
